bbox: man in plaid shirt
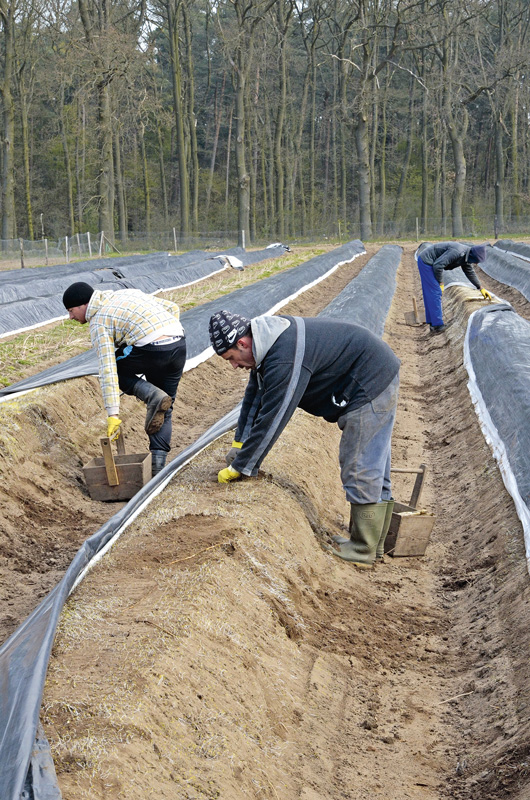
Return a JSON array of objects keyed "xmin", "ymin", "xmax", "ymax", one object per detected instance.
[{"xmin": 63, "ymin": 281, "xmax": 186, "ymax": 476}]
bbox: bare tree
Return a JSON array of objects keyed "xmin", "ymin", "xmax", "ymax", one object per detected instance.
[
  {"xmin": 0, "ymin": 0, "xmax": 17, "ymax": 239},
  {"xmin": 77, "ymin": 0, "xmax": 145, "ymax": 239},
  {"xmin": 216, "ymin": 0, "xmax": 276, "ymax": 246}
]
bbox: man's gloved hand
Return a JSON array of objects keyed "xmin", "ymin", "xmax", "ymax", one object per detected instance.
[
  {"xmin": 225, "ymin": 440, "xmax": 243, "ymax": 466},
  {"xmin": 480, "ymin": 288, "xmax": 493, "ymax": 301},
  {"xmin": 218, "ymin": 465, "xmax": 241, "ymax": 484},
  {"xmin": 440, "ymin": 284, "xmax": 444, "ymax": 293},
  {"xmin": 107, "ymin": 416, "xmax": 122, "ymax": 440}
]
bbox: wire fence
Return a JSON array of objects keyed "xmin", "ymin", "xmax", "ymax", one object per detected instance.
[{"xmin": 2, "ymin": 215, "xmax": 529, "ymax": 269}]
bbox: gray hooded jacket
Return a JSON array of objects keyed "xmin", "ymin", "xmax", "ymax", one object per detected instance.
[{"xmin": 231, "ymin": 314, "xmax": 400, "ymax": 476}]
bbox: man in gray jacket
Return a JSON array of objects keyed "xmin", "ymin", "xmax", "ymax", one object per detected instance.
[
  {"xmin": 417, "ymin": 242, "xmax": 492, "ymax": 333},
  {"xmin": 209, "ymin": 310, "xmax": 400, "ymax": 569}
]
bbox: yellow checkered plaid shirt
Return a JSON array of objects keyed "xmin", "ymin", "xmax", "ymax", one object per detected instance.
[{"xmin": 86, "ymin": 289, "xmax": 183, "ymax": 414}]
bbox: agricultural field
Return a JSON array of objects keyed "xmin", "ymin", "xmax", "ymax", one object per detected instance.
[{"xmin": 1, "ymin": 243, "xmax": 530, "ymax": 799}]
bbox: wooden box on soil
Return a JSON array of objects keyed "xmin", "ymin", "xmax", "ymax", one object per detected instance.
[
  {"xmin": 83, "ymin": 451, "xmax": 151, "ymax": 502},
  {"xmin": 384, "ymin": 502, "xmax": 435, "ymax": 557}
]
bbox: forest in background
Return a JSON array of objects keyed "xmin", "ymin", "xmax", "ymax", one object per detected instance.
[{"xmin": 0, "ymin": 0, "xmax": 529, "ymax": 246}]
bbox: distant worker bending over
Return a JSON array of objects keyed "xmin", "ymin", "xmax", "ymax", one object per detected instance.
[
  {"xmin": 63, "ymin": 282, "xmax": 186, "ymax": 476},
  {"xmin": 209, "ymin": 310, "xmax": 400, "ymax": 569},
  {"xmin": 417, "ymin": 242, "xmax": 492, "ymax": 334}
]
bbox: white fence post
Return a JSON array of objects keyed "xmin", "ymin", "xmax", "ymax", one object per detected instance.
[
  {"xmin": 99, "ymin": 231, "xmax": 104, "ymax": 257},
  {"xmin": 173, "ymin": 227, "xmax": 178, "ymax": 253},
  {"xmin": 241, "ymin": 229, "xmax": 245, "ymax": 250},
  {"xmin": 87, "ymin": 231, "xmax": 92, "ymax": 257},
  {"xmin": 44, "ymin": 238, "xmax": 48, "ymax": 266}
]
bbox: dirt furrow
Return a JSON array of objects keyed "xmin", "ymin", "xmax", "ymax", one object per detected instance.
[
  {"xmin": 8, "ymin": 244, "xmax": 530, "ymax": 799},
  {"xmin": 0, "ymin": 249, "xmax": 372, "ymax": 645},
  {"xmin": 42, "ymin": 246, "xmax": 454, "ymax": 799}
]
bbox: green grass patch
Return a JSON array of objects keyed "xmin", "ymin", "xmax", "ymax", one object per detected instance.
[{"xmin": 0, "ymin": 321, "xmax": 91, "ymax": 388}]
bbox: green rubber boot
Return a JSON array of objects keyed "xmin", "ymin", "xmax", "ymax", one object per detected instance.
[
  {"xmin": 375, "ymin": 499, "xmax": 395, "ymax": 562},
  {"xmin": 331, "ymin": 502, "xmax": 387, "ymax": 568},
  {"xmin": 332, "ymin": 499, "xmax": 395, "ymax": 552}
]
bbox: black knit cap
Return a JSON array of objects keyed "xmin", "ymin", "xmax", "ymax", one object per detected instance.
[
  {"xmin": 209, "ymin": 310, "xmax": 251, "ymax": 355},
  {"xmin": 62, "ymin": 281, "xmax": 94, "ymax": 309}
]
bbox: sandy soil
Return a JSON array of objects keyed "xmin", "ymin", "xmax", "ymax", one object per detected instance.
[{"xmin": 2, "ymin": 244, "xmax": 530, "ymax": 798}]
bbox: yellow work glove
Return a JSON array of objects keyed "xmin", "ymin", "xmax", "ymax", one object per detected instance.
[
  {"xmin": 225, "ymin": 440, "xmax": 243, "ymax": 466},
  {"xmin": 107, "ymin": 416, "xmax": 122, "ymax": 440},
  {"xmin": 440, "ymin": 284, "xmax": 444, "ymax": 293},
  {"xmin": 480, "ymin": 288, "xmax": 493, "ymax": 301},
  {"xmin": 218, "ymin": 465, "xmax": 241, "ymax": 484}
]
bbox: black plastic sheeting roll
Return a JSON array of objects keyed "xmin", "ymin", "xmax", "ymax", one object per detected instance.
[
  {"xmin": 1, "ymin": 238, "xmax": 391, "ymax": 800},
  {"xmin": 0, "ymin": 240, "xmax": 365, "ymax": 399},
  {"xmin": 493, "ymin": 239, "xmax": 530, "ymax": 261},
  {"xmin": 480, "ymin": 244, "xmax": 530, "ymax": 301},
  {"xmin": 322, "ymin": 244, "xmax": 401, "ymax": 333},
  {"xmin": 464, "ymin": 304, "xmax": 530, "ymax": 562},
  {"xmin": 0, "ymin": 245, "xmax": 288, "ymax": 339}
]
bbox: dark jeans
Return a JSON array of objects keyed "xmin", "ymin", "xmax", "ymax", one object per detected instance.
[{"xmin": 116, "ymin": 338, "xmax": 187, "ymax": 453}]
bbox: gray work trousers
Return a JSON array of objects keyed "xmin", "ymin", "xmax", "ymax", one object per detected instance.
[{"xmin": 337, "ymin": 373, "xmax": 399, "ymax": 504}]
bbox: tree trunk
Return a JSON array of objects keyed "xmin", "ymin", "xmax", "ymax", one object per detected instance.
[
  {"xmin": 167, "ymin": 0, "xmax": 190, "ymax": 237},
  {"xmin": 225, "ymin": 105, "xmax": 233, "ymax": 229},
  {"xmin": 378, "ymin": 96, "xmax": 387, "ymax": 236},
  {"xmin": 355, "ymin": 110, "xmax": 372, "ymax": 240},
  {"xmin": 157, "ymin": 121, "xmax": 169, "ymax": 225},
  {"xmin": 20, "ymin": 76, "xmax": 34, "ymax": 239},
  {"xmin": 75, "ymin": 100, "xmax": 86, "ymax": 230},
  {"xmin": 235, "ymin": 49, "xmax": 250, "ymax": 247},
  {"xmin": 273, "ymin": 1, "xmax": 288, "ymax": 239},
  {"xmin": 309, "ymin": 61, "xmax": 317, "ymax": 233},
  {"xmin": 97, "ymin": 81, "xmax": 114, "ymax": 239},
  {"xmin": 440, "ymin": 133, "xmax": 447, "ymax": 237},
  {"xmin": 494, "ymin": 118, "xmax": 504, "ymax": 231},
  {"xmin": 448, "ymin": 113, "xmax": 467, "ymax": 237},
  {"xmin": 392, "ymin": 81, "xmax": 415, "ymax": 224},
  {"xmin": 512, "ymin": 81, "xmax": 520, "ymax": 220},
  {"xmin": 331, "ymin": 71, "xmax": 339, "ymax": 230},
  {"xmin": 206, "ymin": 76, "xmax": 225, "ymax": 214},
  {"xmin": 420, "ymin": 69, "xmax": 428, "ymax": 232},
  {"xmin": 183, "ymin": 1, "xmax": 198, "ymax": 231},
  {"xmin": 114, "ymin": 128, "xmax": 127, "ymax": 242},
  {"xmin": 58, "ymin": 86, "xmax": 74, "ymax": 237},
  {"xmin": 140, "ymin": 125, "xmax": 151, "ymax": 234},
  {"xmin": 260, "ymin": 127, "xmax": 269, "ymax": 233},
  {"xmin": 0, "ymin": 0, "xmax": 16, "ymax": 241}
]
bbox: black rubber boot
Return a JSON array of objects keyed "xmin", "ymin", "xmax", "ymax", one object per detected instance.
[
  {"xmin": 131, "ymin": 379, "xmax": 173, "ymax": 435},
  {"xmin": 331, "ymin": 502, "xmax": 387, "ymax": 568},
  {"xmin": 375, "ymin": 499, "xmax": 395, "ymax": 562},
  {"xmin": 151, "ymin": 449, "xmax": 167, "ymax": 476}
]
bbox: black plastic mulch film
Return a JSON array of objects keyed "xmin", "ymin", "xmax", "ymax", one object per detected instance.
[
  {"xmin": 418, "ymin": 239, "xmax": 530, "ymax": 559},
  {"xmin": 1, "ymin": 241, "xmax": 354, "ymax": 399},
  {"xmin": 3, "ymin": 238, "xmax": 400, "ymax": 799},
  {"xmin": 0, "ymin": 245, "xmax": 285, "ymax": 339}
]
